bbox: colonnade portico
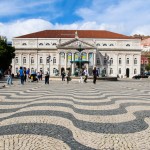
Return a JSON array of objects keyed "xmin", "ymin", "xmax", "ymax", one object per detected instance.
[{"xmin": 58, "ymin": 50, "xmax": 96, "ymax": 75}]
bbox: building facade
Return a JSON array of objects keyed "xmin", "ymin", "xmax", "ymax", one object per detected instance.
[
  {"xmin": 12, "ymin": 30, "xmax": 141, "ymax": 78},
  {"xmin": 141, "ymin": 38, "xmax": 150, "ymax": 73}
]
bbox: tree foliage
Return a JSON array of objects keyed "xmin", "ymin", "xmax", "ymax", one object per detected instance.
[
  {"xmin": 0, "ymin": 39, "xmax": 15, "ymax": 71},
  {"xmin": 145, "ymin": 64, "xmax": 150, "ymax": 71}
]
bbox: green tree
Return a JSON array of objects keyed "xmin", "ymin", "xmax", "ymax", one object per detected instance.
[
  {"xmin": 0, "ymin": 39, "xmax": 15, "ymax": 72},
  {"xmin": 145, "ymin": 64, "xmax": 150, "ymax": 72}
]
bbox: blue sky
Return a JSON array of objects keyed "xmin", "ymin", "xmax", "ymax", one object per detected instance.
[{"xmin": 0, "ymin": 0, "xmax": 150, "ymax": 41}]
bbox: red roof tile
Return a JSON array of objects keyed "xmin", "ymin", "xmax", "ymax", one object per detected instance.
[{"xmin": 15, "ymin": 30, "xmax": 134, "ymax": 39}]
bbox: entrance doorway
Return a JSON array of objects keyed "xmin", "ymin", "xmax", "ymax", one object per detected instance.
[{"xmin": 126, "ymin": 68, "xmax": 130, "ymax": 78}]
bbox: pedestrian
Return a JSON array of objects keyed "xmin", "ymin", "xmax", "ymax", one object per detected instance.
[
  {"xmin": 6, "ymin": 65, "xmax": 13, "ymax": 85},
  {"xmin": 24, "ymin": 67, "xmax": 27, "ymax": 82},
  {"xmin": 19, "ymin": 67, "xmax": 24, "ymax": 85},
  {"xmin": 61, "ymin": 70, "xmax": 66, "ymax": 81},
  {"xmin": 78, "ymin": 69, "xmax": 83, "ymax": 83},
  {"xmin": 45, "ymin": 72, "xmax": 49, "ymax": 84},
  {"xmin": 39, "ymin": 70, "xmax": 42, "ymax": 80},
  {"xmin": 66, "ymin": 70, "xmax": 71, "ymax": 84},
  {"xmin": 84, "ymin": 68, "xmax": 88, "ymax": 83},
  {"xmin": 93, "ymin": 67, "xmax": 97, "ymax": 84},
  {"xmin": 26, "ymin": 68, "xmax": 30, "ymax": 81}
]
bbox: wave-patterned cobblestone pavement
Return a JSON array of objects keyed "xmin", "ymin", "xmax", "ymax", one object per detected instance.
[{"xmin": 0, "ymin": 80, "xmax": 150, "ymax": 150}]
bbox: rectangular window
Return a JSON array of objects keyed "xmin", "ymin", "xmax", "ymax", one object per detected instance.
[
  {"xmin": 16, "ymin": 57, "xmax": 18, "ymax": 64},
  {"xmin": 119, "ymin": 68, "xmax": 121, "ymax": 74}
]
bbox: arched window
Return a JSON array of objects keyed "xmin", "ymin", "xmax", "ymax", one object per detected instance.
[
  {"xmin": 96, "ymin": 43, "xmax": 100, "ymax": 46},
  {"xmin": 39, "ymin": 43, "xmax": 43, "ymax": 46},
  {"xmin": 110, "ymin": 68, "xmax": 113, "ymax": 74},
  {"xmin": 53, "ymin": 68, "xmax": 56, "ymax": 73},
  {"xmin": 31, "ymin": 57, "xmax": 34, "ymax": 64},
  {"xmin": 134, "ymin": 58, "xmax": 137, "ymax": 64},
  {"xmin": 103, "ymin": 44, "xmax": 107, "ymax": 46},
  {"xmin": 110, "ymin": 44, "xmax": 114, "ymax": 46},
  {"xmin": 145, "ymin": 60, "xmax": 148, "ymax": 64},
  {"xmin": 134, "ymin": 69, "xmax": 137, "ymax": 74},
  {"xmin": 31, "ymin": 68, "xmax": 34, "ymax": 73},
  {"xmin": 126, "ymin": 44, "xmax": 130, "ymax": 46},
  {"xmin": 23, "ymin": 57, "xmax": 26, "ymax": 64},
  {"xmin": 52, "ymin": 43, "xmax": 57, "ymax": 45},
  {"xmin": 15, "ymin": 57, "xmax": 18, "ymax": 63},
  {"xmin": 110, "ymin": 58, "xmax": 113, "ymax": 65},
  {"xmin": 126, "ymin": 58, "xmax": 129, "ymax": 64},
  {"xmin": 46, "ymin": 43, "xmax": 50, "ymax": 45},
  {"xmin": 53, "ymin": 57, "xmax": 56, "ymax": 64},
  {"xmin": 119, "ymin": 58, "xmax": 122, "ymax": 65},
  {"xmin": 119, "ymin": 68, "xmax": 121, "ymax": 74},
  {"xmin": 40, "ymin": 57, "xmax": 43, "ymax": 64},
  {"xmin": 22, "ymin": 43, "xmax": 27, "ymax": 46}
]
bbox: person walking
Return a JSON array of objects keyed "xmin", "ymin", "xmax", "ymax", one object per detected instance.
[
  {"xmin": 66, "ymin": 69, "xmax": 71, "ymax": 84},
  {"xmin": 84, "ymin": 68, "xmax": 88, "ymax": 83},
  {"xmin": 93, "ymin": 67, "xmax": 97, "ymax": 84},
  {"xmin": 19, "ymin": 67, "xmax": 24, "ymax": 85},
  {"xmin": 6, "ymin": 65, "xmax": 13, "ymax": 85}
]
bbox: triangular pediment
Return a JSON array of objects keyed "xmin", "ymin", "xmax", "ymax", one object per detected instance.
[{"xmin": 57, "ymin": 38, "xmax": 95, "ymax": 49}]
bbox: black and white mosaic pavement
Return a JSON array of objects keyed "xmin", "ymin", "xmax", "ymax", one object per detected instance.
[{"xmin": 0, "ymin": 79, "xmax": 150, "ymax": 150}]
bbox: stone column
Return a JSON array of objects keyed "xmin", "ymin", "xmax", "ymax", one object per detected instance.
[
  {"xmin": 28, "ymin": 53, "xmax": 30, "ymax": 70},
  {"xmin": 87, "ymin": 52, "xmax": 89, "ymax": 73},
  {"xmin": 20, "ymin": 53, "xmax": 22, "ymax": 67},
  {"xmin": 65, "ymin": 52, "xmax": 67, "ymax": 70},
  {"xmin": 93, "ymin": 52, "xmax": 96, "ymax": 67},
  {"xmin": 71, "ymin": 52, "xmax": 74, "ymax": 75},
  {"xmin": 57, "ymin": 52, "xmax": 60, "ymax": 75},
  {"xmin": 36, "ymin": 53, "xmax": 38, "ymax": 72}
]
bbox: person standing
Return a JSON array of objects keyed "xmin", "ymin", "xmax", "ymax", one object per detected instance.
[
  {"xmin": 45, "ymin": 72, "xmax": 49, "ymax": 84},
  {"xmin": 24, "ymin": 67, "xmax": 27, "ymax": 82},
  {"xmin": 6, "ymin": 65, "xmax": 13, "ymax": 85},
  {"xmin": 61, "ymin": 70, "xmax": 66, "ymax": 81},
  {"xmin": 66, "ymin": 69, "xmax": 71, "ymax": 84},
  {"xmin": 26, "ymin": 68, "xmax": 30, "ymax": 81},
  {"xmin": 79, "ymin": 69, "xmax": 83, "ymax": 83},
  {"xmin": 93, "ymin": 67, "xmax": 97, "ymax": 84},
  {"xmin": 84, "ymin": 68, "xmax": 88, "ymax": 83},
  {"xmin": 19, "ymin": 67, "xmax": 24, "ymax": 85}
]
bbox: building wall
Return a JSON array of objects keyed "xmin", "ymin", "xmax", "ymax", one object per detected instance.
[{"xmin": 12, "ymin": 37, "xmax": 141, "ymax": 78}]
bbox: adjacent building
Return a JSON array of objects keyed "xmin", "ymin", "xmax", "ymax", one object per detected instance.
[{"xmin": 12, "ymin": 30, "xmax": 141, "ymax": 78}]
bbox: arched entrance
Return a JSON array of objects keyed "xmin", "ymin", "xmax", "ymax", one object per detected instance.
[{"xmin": 126, "ymin": 68, "xmax": 129, "ymax": 78}]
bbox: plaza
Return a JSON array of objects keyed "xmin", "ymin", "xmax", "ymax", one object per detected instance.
[{"xmin": 0, "ymin": 79, "xmax": 150, "ymax": 150}]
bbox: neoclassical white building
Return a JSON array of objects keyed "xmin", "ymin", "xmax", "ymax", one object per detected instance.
[{"xmin": 12, "ymin": 30, "xmax": 141, "ymax": 78}]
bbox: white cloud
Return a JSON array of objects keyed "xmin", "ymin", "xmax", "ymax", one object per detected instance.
[
  {"xmin": 0, "ymin": 18, "xmax": 127, "ymax": 41},
  {"xmin": 131, "ymin": 25, "xmax": 150, "ymax": 36},
  {"xmin": 75, "ymin": 0, "xmax": 150, "ymax": 35},
  {"xmin": 0, "ymin": 19, "xmax": 53, "ymax": 41}
]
